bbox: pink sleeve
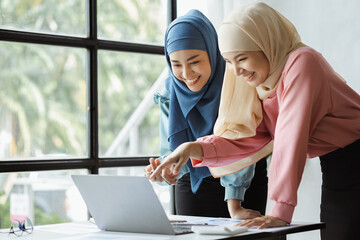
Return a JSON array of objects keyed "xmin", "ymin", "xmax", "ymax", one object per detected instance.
[
  {"xmin": 191, "ymin": 121, "xmax": 272, "ymax": 167},
  {"xmin": 268, "ymin": 50, "xmax": 332, "ymax": 223}
]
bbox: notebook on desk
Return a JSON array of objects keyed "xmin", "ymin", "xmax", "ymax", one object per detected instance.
[{"xmin": 71, "ymin": 174, "xmax": 193, "ymax": 235}]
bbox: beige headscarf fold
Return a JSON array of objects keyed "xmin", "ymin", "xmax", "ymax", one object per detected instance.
[{"xmin": 209, "ymin": 2, "xmax": 304, "ymax": 177}]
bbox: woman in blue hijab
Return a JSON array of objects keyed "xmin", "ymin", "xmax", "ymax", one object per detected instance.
[{"xmin": 146, "ymin": 9, "xmax": 268, "ymax": 218}]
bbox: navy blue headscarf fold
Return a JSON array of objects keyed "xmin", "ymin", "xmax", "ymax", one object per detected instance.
[{"xmin": 164, "ymin": 9, "xmax": 225, "ymax": 193}]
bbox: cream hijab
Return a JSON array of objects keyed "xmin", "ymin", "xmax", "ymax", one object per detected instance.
[
  {"xmin": 215, "ymin": 2, "xmax": 305, "ymax": 138},
  {"xmin": 209, "ymin": 2, "xmax": 304, "ymax": 177}
]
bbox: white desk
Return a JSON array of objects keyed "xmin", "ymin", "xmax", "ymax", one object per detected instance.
[{"xmin": 0, "ymin": 216, "xmax": 325, "ymax": 240}]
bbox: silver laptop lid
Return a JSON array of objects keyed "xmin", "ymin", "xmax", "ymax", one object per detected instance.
[{"xmin": 71, "ymin": 175, "xmax": 175, "ymax": 235}]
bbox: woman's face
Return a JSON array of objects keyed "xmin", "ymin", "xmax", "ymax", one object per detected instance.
[
  {"xmin": 222, "ymin": 51, "xmax": 270, "ymax": 87},
  {"xmin": 169, "ymin": 49, "xmax": 211, "ymax": 92}
]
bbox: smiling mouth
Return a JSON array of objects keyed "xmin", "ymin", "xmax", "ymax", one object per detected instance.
[
  {"xmin": 243, "ymin": 72, "xmax": 255, "ymax": 81},
  {"xmin": 185, "ymin": 76, "xmax": 200, "ymax": 85}
]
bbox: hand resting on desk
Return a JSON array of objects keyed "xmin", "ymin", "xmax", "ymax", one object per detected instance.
[
  {"xmin": 227, "ymin": 199, "xmax": 261, "ymax": 220},
  {"xmin": 236, "ymin": 215, "xmax": 288, "ymax": 229}
]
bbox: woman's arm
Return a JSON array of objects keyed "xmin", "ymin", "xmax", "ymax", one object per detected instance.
[
  {"xmin": 193, "ymin": 121, "xmax": 272, "ymax": 168},
  {"xmin": 266, "ymin": 50, "xmax": 331, "ymax": 223},
  {"xmin": 150, "ymin": 123, "xmax": 271, "ymax": 182},
  {"xmin": 221, "ymin": 165, "xmax": 261, "ymax": 219},
  {"xmin": 146, "ymin": 90, "xmax": 178, "ymax": 184},
  {"xmin": 150, "ymin": 141, "xmax": 203, "ymax": 181}
]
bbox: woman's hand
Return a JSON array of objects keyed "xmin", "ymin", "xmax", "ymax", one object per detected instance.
[
  {"xmin": 230, "ymin": 207, "xmax": 262, "ymax": 220},
  {"xmin": 149, "ymin": 142, "xmax": 203, "ymax": 181},
  {"xmin": 236, "ymin": 215, "xmax": 288, "ymax": 229},
  {"xmin": 145, "ymin": 158, "xmax": 164, "ymax": 182},
  {"xmin": 227, "ymin": 199, "xmax": 261, "ymax": 220},
  {"xmin": 145, "ymin": 158, "xmax": 179, "ymax": 184}
]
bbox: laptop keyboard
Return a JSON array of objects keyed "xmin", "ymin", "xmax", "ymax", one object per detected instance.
[{"xmin": 172, "ymin": 223, "xmax": 194, "ymax": 235}]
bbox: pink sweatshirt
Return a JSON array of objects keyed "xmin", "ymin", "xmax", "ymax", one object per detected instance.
[{"xmin": 192, "ymin": 47, "xmax": 360, "ymax": 223}]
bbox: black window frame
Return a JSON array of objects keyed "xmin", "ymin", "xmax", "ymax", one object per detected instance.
[{"xmin": 0, "ymin": 0, "xmax": 177, "ymax": 174}]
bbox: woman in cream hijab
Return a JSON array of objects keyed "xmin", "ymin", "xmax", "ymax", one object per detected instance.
[{"xmin": 151, "ymin": 2, "xmax": 360, "ymax": 239}]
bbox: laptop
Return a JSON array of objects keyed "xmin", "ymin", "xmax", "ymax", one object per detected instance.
[{"xmin": 71, "ymin": 174, "xmax": 193, "ymax": 235}]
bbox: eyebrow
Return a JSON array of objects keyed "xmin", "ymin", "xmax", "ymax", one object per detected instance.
[{"xmin": 170, "ymin": 54, "xmax": 200, "ymax": 63}]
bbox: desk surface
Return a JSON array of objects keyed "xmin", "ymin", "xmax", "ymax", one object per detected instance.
[{"xmin": 0, "ymin": 216, "xmax": 325, "ymax": 240}]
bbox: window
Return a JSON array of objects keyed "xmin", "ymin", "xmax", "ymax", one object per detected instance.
[
  {"xmin": 0, "ymin": 41, "xmax": 87, "ymax": 159},
  {"xmin": 98, "ymin": 50, "xmax": 165, "ymax": 157},
  {"xmin": 0, "ymin": 0, "xmax": 177, "ymax": 227}
]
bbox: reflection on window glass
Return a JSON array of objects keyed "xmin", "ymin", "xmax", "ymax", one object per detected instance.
[
  {"xmin": 0, "ymin": 169, "xmax": 88, "ymax": 228},
  {"xmin": 98, "ymin": 50, "xmax": 167, "ymax": 157},
  {"xmin": 0, "ymin": 0, "xmax": 86, "ymax": 36},
  {"xmin": 99, "ymin": 167, "xmax": 171, "ymax": 214},
  {"xmin": 0, "ymin": 41, "xmax": 87, "ymax": 160},
  {"xmin": 97, "ymin": 0, "xmax": 167, "ymax": 44}
]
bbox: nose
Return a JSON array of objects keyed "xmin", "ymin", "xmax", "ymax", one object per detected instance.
[
  {"xmin": 233, "ymin": 66, "xmax": 244, "ymax": 77},
  {"xmin": 182, "ymin": 65, "xmax": 194, "ymax": 80}
]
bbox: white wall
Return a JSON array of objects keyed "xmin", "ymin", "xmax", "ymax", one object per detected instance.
[
  {"xmin": 177, "ymin": 1, "xmax": 360, "ymax": 239},
  {"xmin": 178, "ymin": 0, "xmax": 360, "ymax": 93}
]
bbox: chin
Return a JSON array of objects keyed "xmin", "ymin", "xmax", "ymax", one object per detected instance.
[
  {"xmin": 189, "ymin": 87, "xmax": 202, "ymax": 92},
  {"xmin": 246, "ymin": 81, "xmax": 258, "ymax": 88}
]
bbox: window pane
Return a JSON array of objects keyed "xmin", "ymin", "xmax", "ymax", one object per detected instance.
[
  {"xmin": 0, "ymin": 0, "xmax": 86, "ymax": 37},
  {"xmin": 98, "ymin": 50, "xmax": 167, "ymax": 157},
  {"xmin": 177, "ymin": 1, "xmax": 220, "ymax": 29},
  {"xmin": 177, "ymin": 0, "xmax": 208, "ymax": 16},
  {"xmin": 99, "ymin": 167, "xmax": 171, "ymax": 214},
  {"xmin": 0, "ymin": 169, "xmax": 88, "ymax": 228},
  {"xmin": 97, "ymin": 0, "xmax": 167, "ymax": 45},
  {"xmin": 0, "ymin": 41, "xmax": 87, "ymax": 160}
]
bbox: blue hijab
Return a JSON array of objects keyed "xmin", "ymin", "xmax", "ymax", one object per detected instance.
[{"xmin": 164, "ymin": 9, "xmax": 225, "ymax": 193}]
